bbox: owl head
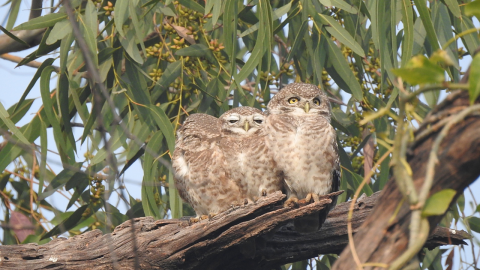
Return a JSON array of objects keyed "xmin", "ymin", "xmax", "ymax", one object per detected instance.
[
  {"xmin": 267, "ymin": 83, "xmax": 331, "ymax": 120},
  {"xmin": 220, "ymin": 106, "xmax": 265, "ymax": 136}
]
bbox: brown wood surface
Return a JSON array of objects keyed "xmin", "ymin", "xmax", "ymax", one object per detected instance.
[
  {"xmin": 0, "ymin": 190, "xmax": 468, "ymax": 270},
  {"xmin": 332, "ymin": 89, "xmax": 480, "ymax": 269}
]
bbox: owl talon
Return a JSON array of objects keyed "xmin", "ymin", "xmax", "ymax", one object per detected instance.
[
  {"xmin": 305, "ymin": 193, "xmax": 320, "ymax": 204},
  {"xmin": 305, "ymin": 193, "xmax": 313, "ymax": 203},
  {"xmin": 284, "ymin": 197, "xmax": 299, "ymax": 208},
  {"xmin": 208, "ymin": 213, "xmax": 217, "ymax": 220},
  {"xmin": 261, "ymin": 189, "xmax": 267, "ymax": 197},
  {"xmin": 244, "ymin": 198, "xmax": 249, "ymax": 205},
  {"xmin": 200, "ymin": 215, "xmax": 209, "ymax": 221},
  {"xmin": 189, "ymin": 217, "xmax": 200, "ymax": 224}
]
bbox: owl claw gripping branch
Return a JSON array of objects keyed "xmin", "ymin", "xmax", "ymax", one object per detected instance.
[{"xmin": 172, "ymin": 83, "xmax": 340, "ymax": 234}]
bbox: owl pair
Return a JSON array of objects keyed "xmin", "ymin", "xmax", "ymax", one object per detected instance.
[{"xmin": 172, "ymin": 83, "xmax": 340, "ymax": 232}]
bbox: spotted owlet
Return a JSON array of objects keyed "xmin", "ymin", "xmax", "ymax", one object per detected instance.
[
  {"xmin": 172, "ymin": 113, "xmax": 245, "ymax": 221},
  {"xmin": 219, "ymin": 107, "xmax": 284, "ymax": 203},
  {"xmin": 265, "ymin": 83, "xmax": 340, "ymax": 233}
]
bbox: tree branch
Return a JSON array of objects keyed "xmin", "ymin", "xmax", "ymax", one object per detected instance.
[
  {"xmin": 29, "ymin": 0, "xmax": 43, "ymax": 20},
  {"xmin": 0, "ymin": 29, "xmax": 45, "ymax": 55},
  {"xmin": 0, "ymin": 191, "xmax": 468, "ymax": 270},
  {"xmin": 332, "ymin": 83, "xmax": 480, "ymax": 268}
]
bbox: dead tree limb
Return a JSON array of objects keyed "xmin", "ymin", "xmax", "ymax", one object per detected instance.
[
  {"xmin": 332, "ymin": 88, "xmax": 480, "ymax": 269},
  {"xmin": 0, "ymin": 191, "xmax": 468, "ymax": 270}
]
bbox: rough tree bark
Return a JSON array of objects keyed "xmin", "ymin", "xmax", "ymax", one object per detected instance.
[
  {"xmin": 332, "ymin": 87, "xmax": 480, "ymax": 268},
  {"xmin": 0, "ymin": 191, "xmax": 468, "ymax": 270}
]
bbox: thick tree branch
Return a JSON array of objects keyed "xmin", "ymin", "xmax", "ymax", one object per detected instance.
[
  {"xmin": 0, "ymin": 191, "xmax": 468, "ymax": 270},
  {"xmin": 0, "ymin": 29, "xmax": 45, "ymax": 55},
  {"xmin": 332, "ymin": 81, "xmax": 480, "ymax": 268},
  {"xmin": 0, "ymin": 1, "xmax": 44, "ymax": 55}
]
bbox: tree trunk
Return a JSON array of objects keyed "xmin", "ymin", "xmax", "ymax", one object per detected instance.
[{"xmin": 332, "ymin": 88, "xmax": 480, "ymax": 269}]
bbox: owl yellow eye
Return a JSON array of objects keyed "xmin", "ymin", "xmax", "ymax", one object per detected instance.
[
  {"xmin": 313, "ymin": 98, "xmax": 320, "ymax": 105},
  {"xmin": 288, "ymin": 97, "xmax": 299, "ymax": 104}
]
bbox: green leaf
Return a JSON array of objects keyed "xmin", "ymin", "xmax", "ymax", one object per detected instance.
[
  {"xmin": 467, "ymin": 216, "xmax": 480, "ymax": 233},
  {"xmin": 465, "ymin": 0, "xmax": 480, "ymax": 18},
  {"xmin": 40, "ymin": 66, "xmax": 67, "ymax": 152},
  {"xmin": 41, "ymin": 205, "xmax": 89, "ymax": 240},
  {"xmin": 38, "ymin": 120, "xmax": 48, "ymax": 196},
  {"xmin": 223, "ymin": 0, "xmax": 237, "ymax": 78},
  {"xmin": 457, "ymin": 16, "xmax": 480, "ymax": 55},
  {"xmin": 148, "ymin": 105, "xmax": 175, "ymax": 153},
  {"xmin": 168, "ymin": 171, "xmax": 182, "ymax": 218},
  {"xmin": 0, "ymin": 102, "xmax": 30, "ymax": 145},
  {"xmin": 443, "ymin": 0, "xmax": 461, "ymax": 18},
  {"xmin": 120, "ymin": 27, "xmax": 143, "ymax": 64},
  {"xmin": 152, "ymin": 61, "xmax": 182, "ymax": 102},
  {"xmin": 46, "ymin": 20, "xmax": 72, "ymax": 45},
  {"xmin": 141, "ymin": 131, "xmax": 164, "ymax": 218},
  {"xmin": 0, "ymin": 25, "xmax": 29, "ymax": 46},
  {"xmin": 400, "ymin": 0, "xmax": 413, "ymax": 67},
  {"xmin": 0, "ymin": 99, "xmax": 33, "ymax": 131},
  {"xmin": 315, "ymin": 14, "xmax": 365, "ymax": 57},
  {"xmin": 13, "ymin": 13, "xmax": 68, "ymax": 30},
  {"xmin": 286, "ymin": 20, "xmax": 309, "ymax": 62},
  {"xmin": 177, "ymin": 0, "xmax": 204, "ymax": 13},
  {"xmin": 14, "ymin": 58, "xmax": 55, "ymax": 114},
  {"xmin": 39, "ymin": 163, "xmax": 84, "ymax": 200},
  {"xmin": 324, "ymin": 33, "xmax": 363, "ymax": 101},
  {"xmin": 17, "ymin": 28, "xmax": 61, "ymax": 67},
  {"xmin": 80, "ymin": 92, "xmax": 105, "ymax": 144},
  {"xmin": 238, "ymin": 2, "xmax": 290, "ymax": 38},
  {"xmin": 6, "ymin": 0, "xmax": 20, "ymax": 30},
  {"xmin": 392, "ymin": 55, "xmax": 445, "ymax": 85},
  {"xmin": 413, "ymin": 0, "xmax": 440, "ymax": 52},
  {"xmin": 59, "ymin": 73, "xmax": 76, "ymax": 152},
  {"xmin": 157, "ymin": 6, "xmax": 176, "ymax": 17},
  {"xmin": 129, "ymin": 0, "xmax": 146, "ymax": 57},
  {"xmin": 79, "ymin": 12, "xmax": 98, "ymax": 69},
  {"xmin": 468, "ymin": 53, "xmax": 480, "ymax": 104},
  {"xmin": 233, "ymin": 0, "xmax": 272, "ymax": 88},
  {"xmin": 422, "ymin": 189, "xmax": 456, "ymax": 217},
  {"xmin": 114, "ymin": 0, "xmax": 129, "ymax": 37}
]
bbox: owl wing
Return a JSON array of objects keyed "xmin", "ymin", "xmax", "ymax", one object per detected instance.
[
  {"xmin": 172, "ymin": 114, "xmax": 222, "ymax": 215},
  {"xmin": 316, "ymin": 139, "xmax": 341, "ymax": 230},
  {"xmin": 172, "ymin": 114, "xmax": 244, "ymax": 217}
]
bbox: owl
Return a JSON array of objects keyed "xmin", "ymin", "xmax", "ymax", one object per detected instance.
[
  {"xmin": 172, "ymin": 113, "xmax": 245, "ymax": 221},
  {"xmin": 219, "ymin": 107, "xmax": 284, "ymax": 203},
  {"xmin": 265, "ymin": 82, "xmax": 340, "ymax": 233}
]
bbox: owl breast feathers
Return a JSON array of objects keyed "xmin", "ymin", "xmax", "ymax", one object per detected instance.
[{"xmin": 172, "ymin": 82, "xmax": 340, "ymax": 231}]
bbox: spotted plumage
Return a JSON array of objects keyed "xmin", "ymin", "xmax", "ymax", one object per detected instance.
[
  {"xmin": 172, "ymin": 113, "xmax": 244, "ymax": 220},
  {"xmin": 265, "ymin": 82, "xmax": 340, "ymax": 232},
  {"xmin": 219, "ymin": 107, "xmax": 284, "ymax": 203}
]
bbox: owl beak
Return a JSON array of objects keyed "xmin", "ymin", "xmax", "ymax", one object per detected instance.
[
  {"xmin": 304, "ymin": 102, "xmax": 310, "ymax": 113},
  {"xmin": 244, "ymin": 121, "xmax": 250, "ymax": 131}
]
